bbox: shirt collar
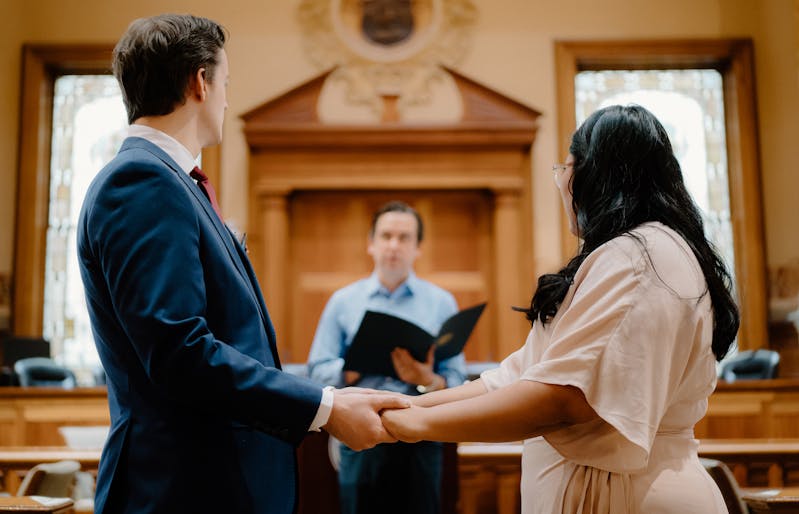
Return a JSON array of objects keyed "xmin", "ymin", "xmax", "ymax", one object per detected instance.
[
  {"xmin": 127, "ymin": 124, "xmax": 199, "ymax": 175},
  {"xmin": 367, "ymin": 271, "xmax": 418, "ymax": 299}
]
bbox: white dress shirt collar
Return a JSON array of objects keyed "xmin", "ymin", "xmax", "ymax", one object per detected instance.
[{"xmin": 127, "ymin": 124, "xmax": 199, "ymax": 176}]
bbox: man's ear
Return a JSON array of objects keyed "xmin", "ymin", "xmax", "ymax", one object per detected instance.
[{"xmin": 189, "ymin": 68, "xmax": 207, "ymax": 101}]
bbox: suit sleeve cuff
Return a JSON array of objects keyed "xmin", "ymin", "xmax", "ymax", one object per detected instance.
[{"xmin": 308, "ymin": 385, "xmax": 335, "ymax": 432}]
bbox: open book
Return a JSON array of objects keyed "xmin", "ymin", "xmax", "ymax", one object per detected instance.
[{"xmin": 343, "ymin": 302, "xmax": 487, "ymax": 378}]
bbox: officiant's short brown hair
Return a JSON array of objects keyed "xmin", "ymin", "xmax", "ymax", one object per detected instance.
[{"xmin": 370, "ymin": 201, "xmax": 424, "ymax": 243}]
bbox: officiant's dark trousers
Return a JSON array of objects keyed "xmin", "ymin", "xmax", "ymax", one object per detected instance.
[{"xmin": 339, "ymin": 440, "xmax": 442, "ymax": 514}]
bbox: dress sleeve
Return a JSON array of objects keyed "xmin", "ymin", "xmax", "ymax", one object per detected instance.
[
  {"xmin": 520, "ymin": 239, "xmax": 703, "ymax": 472},
  {"xmin": 480, "ymin": 330, "xmax": 536, "ymax": 391}
]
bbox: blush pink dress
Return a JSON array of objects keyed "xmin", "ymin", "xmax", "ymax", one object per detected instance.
[{"xmin": 481, "ymin": 222, "xmax": 728, "ymax": 514}]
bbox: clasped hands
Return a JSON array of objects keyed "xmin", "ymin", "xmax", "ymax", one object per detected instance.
[
  {"xmin": 323, "ymin": 386, "xmax": 424, "ymax": 451},
  {"xmin": 324, "ymin": 346, "xmax": 435, "ymax": 451}
]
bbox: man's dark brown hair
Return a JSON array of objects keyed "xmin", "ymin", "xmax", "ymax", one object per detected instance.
[
  {"xmin": 370, "ymin": 201, "xmax": 424, "ymax": 243},
  {"xmin": 112, "ymin": 14, "xmax": 227, "ymax": 124}
]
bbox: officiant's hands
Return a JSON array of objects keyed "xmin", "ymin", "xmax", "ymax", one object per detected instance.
[{"xmin": 324, "ymin": 387, "xmax": 410, "ymax": 451}]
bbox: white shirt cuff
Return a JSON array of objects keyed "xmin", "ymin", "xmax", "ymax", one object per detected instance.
[{"xmin": 308, "ymin": 385, "xmax": 335, "ymax": 432}]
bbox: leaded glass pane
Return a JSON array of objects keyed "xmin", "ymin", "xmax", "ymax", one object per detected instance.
[
  {"xmin": 575, "ymin": 70, "xmax": 735, "ymax": 294},
  {"xmin": 43, "ymin": 75, "xmax": 126, "ymax": 384}
]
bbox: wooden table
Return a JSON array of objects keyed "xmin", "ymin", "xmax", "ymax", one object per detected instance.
[
  {"xmin": 0, "ymin": 496, "xmax": 74, "ymax": 513},
  {"xmin": 742, "ymin": 487, "xmax": 799, "ymax": 513},
  {"xmin": 0, "ymin": 448, "xmax": 101, "ymax": 495}
]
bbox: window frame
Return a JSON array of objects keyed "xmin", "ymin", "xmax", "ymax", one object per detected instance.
[
  {"xmin": 554, "ymin": 39, "xmax": 767, "ymax": 350},
  {"xmin": 12, "ymin": 44, "xmax": 221, "ymax": 339}
]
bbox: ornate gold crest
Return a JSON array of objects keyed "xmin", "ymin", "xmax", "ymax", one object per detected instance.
[{"xmin": 297, "ymin": 0, "xmax": 477, "ymax": 121}]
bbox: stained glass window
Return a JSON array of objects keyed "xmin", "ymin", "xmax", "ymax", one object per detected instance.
[
  {"xmin": 43, "ymin": 75, "xmax": 126, "ymax": 384},
  {"xmin": 575, "ymin": 70, "xmax": 736, "ymax": 293}
]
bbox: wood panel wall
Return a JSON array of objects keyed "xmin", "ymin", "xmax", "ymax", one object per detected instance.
[{"xmin": 241, "ymin": 68, "xmax": 541, "ymax": 364}]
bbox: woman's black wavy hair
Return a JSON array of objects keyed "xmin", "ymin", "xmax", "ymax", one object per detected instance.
[{"xmin": 523, "ymin": 104, "xmax": 739, "ymax": 361}]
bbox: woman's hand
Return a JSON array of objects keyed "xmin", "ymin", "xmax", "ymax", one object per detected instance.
[{"xmin": 381, "ymin": 404, "xmax": 427, "ymax": 443}]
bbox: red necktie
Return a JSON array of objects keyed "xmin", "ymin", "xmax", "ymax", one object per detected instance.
[{"xmin": 190, "ymin": 166, "xmax": 223, "ymax": 221}]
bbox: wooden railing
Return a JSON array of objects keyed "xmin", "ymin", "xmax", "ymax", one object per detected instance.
[
  {"xmin": 458, "ymin": 439, "xmax": 799, "ymax": 514},
  {"xmin": 0, "ymin": 379, "xmax": 797, "ymax": 513},
  {"xmin": 0, "ymin": 387, "xmax": 109, "ymax": 446}
]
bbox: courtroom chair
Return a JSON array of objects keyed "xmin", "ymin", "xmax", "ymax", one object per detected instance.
[
  {"xmin": 720, "ymin": 349, "xmax": 780, "ymax": 382},
  {"xmin": 15, "ymin": 460, "xmax": 80, "ymax": 498},
  {"xmin": 700, "ymin": 458, "xmax": 749, "ymax": 514},
  {"xmin": 1, "ymin": 336, "xmax": 50, "ymax": 385},
  {"xmin": 1, "ymin": 336, "xmax": 50, "ymax": 368},
  {"xmin": 13, "ymin": 357, "xmax": 77, "ymax": 388},
  {"xmin": 0, "ymin": 367, "xmax": 14, "ymax": 386}
]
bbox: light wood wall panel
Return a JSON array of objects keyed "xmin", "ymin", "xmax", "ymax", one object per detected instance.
[{"xmin": 242, "ymin": 69, "xmax": 541, "ymax": 365}]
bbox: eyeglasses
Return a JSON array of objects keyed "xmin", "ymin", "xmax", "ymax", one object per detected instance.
[{"xmin": 552, "ymin": 163, "xmax": 571, "ymax": 177}]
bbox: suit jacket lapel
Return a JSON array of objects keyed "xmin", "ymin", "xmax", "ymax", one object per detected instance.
[
  {"xmin": 121, "ymin": 138, "xmax": 272, "ymax": 333},
  {"xmin": 227, "ymin": 228, "xmax": 281, "ymax": 367}
]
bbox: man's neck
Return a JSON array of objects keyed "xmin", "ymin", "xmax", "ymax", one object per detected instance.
[
  {"xmin": 134, "ymin": 112, "xmax": 201, "ymax": 157},
  {"xmin": 377, "ymin": 272, "xmax": 410, "ymax": 294}
]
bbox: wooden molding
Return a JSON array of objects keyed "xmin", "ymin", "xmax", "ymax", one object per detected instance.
[
  {"xmin": 553, "ymin": 38, "xmax": 768, "ymax": 351},
  {"xmin": 241, "ymin": 66, "xmax": 540, "ymax": 151}
]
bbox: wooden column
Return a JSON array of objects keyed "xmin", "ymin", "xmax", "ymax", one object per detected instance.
[
  {"xmin": 257, "ymin": 193, "xmax": 291, "ymax": 357},
  {"xmin": 492, "ymin": 189, "xmax": 526, "ymax": 359}
]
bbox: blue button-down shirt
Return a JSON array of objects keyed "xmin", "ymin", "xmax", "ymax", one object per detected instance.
[{"xmin": 307, "ymin": 272, "xmax": 467, "ymax": 394}]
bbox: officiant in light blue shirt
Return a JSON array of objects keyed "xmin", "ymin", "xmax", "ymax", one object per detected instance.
[{"xmin": 307, "ymin": 200, "xmax": 466, "ymax": 514}]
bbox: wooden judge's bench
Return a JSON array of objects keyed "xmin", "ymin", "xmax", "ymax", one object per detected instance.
[{"xmin": 1, "ymin": 379, "xmax": 798, "ymax": 513}]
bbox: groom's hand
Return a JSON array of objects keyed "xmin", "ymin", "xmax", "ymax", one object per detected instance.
[{"xmin": 323, "ymin": 389, "xmax": 410, "ymax": 451}]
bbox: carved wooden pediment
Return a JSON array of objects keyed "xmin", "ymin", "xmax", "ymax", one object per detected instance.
[{"xmin": 241, "ymin": 66, "xmax": 540, "ymax": 150}]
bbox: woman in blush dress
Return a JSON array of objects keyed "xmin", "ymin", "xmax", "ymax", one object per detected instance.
[{"xmin": 381, "ymin": 104, "xmax": 739, "ymax": 514}]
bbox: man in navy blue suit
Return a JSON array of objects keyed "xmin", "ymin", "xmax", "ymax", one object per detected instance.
[{"xmin": 77, "ymin": 14, "xmax": 408, "ymax": 514}]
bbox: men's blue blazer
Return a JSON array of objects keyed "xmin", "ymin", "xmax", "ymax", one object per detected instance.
[{"xmin": 77, "ymin": 137, "xmax": 323, "ymax": 514}]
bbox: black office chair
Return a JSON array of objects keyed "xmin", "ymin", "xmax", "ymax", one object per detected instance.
[
  {"xmin": 719, "ymin": 349, "xmax": 780, "ymax": 382},
  {"xmin": 14, "ymin": 357, "xmax": 77, "ymax": 388},
  {"xmin": 1, "ymin": 336, "xmax": 51, "ymax": 385}
]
